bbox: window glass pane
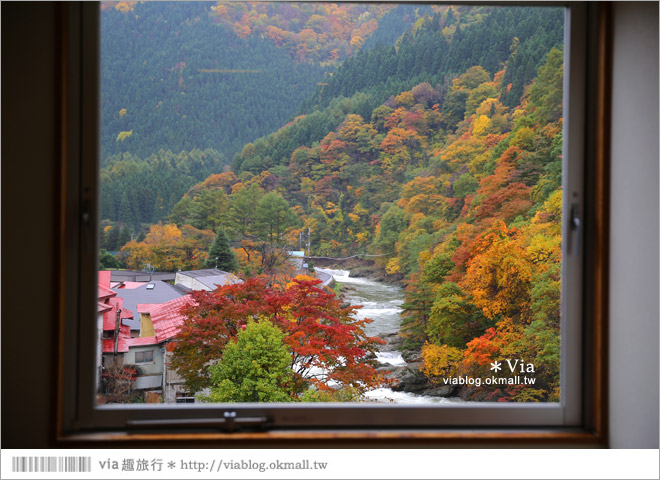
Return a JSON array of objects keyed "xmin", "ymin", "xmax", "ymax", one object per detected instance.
[{"xmin": 97, "ymin": 2, "xmax": 565, "ymax": 407}]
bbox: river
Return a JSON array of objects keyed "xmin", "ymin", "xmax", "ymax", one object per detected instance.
[{"xmin": 317, "ymin": 268, "xmax": 460, "ymax": 404}]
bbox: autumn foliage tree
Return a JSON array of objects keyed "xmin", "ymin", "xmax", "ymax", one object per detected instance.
[
  {"xmin": 169, "ymin": 276, "xmax": 386, "ymax": 398},
  {"xmin": 121, "ymin": 223, "xmax": 214, "ymax": 271},
  {"xmin": 116, "ymin": 14, "xmax": 566, "ymax": 403}
]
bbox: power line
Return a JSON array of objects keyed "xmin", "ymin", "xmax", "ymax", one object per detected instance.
[{"xmin": 305, "ymin": 253, "xmax": 393, "ymax": 261}]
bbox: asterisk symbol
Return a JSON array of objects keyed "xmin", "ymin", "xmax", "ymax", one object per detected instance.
[
  {"xmin": 167, "ymin": 462, "xmax": 176, "ymax": 469},
  {"xmin": 490, "ymin": 361, "xmax": 502, "ymax": 372}
]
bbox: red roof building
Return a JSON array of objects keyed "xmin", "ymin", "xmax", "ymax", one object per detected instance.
[
  {"xmin": 102, "ymin": 297, "xmax": 133, "ymax": 332},
  {"xmin": 98, "ymin": 271, "xmax": 133, "ymax": 355},
  {"xmin": 149, "ymin": 295, "xmax": 195, "ymax": 342},
  {"xmin": 126, "ymin": 336, "xmax": 159, "ymax": 347},
  {"xmin": 102, "ymin": 324, "xmax": 131, "ymax": 354},
  {"xmin": 112, "ymin": 281, "xmax": 145, "ymax": 290},
  {"xmin": 98, "ymin": 270, "xmax": 111, "ymax": 289},
  {"xmin": 97, "ymin": 302, "xmax": 112, "ymax": 314},
  {"xmin": 136, "ymin": 303, "xmax": 161, "ymax": 315}
]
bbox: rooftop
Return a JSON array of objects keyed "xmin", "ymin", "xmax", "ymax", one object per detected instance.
[
  {"xmin": 98, "ymin": 271, "xmax": 112, "ymax": 289},
  {"xmin": 98, "ymin": 284, "xmax": 115, "ymax": 301},
  {"xmin": 177, "ymin": 269, "xmax": 230, "ymax": 278},
  {"xmin": 111, "ymin": 281, "xmax": 145, "ymax": 290},
  {"xmin": 136, "ymin": 303, "xmax": 161, "ymax": 314},
  {"xmin": 97, "ymin": 301, "xmax": 113, "ymax": 314},
  {"xmin": 102, "ymin": 297, "xmax": 133, "ymax": 331},
  {"xmin": 102, "ymin": 324, "xmax": 131, "ymax": 354},
  {"xmin": 150, "ymin": 295, "xmax": 196, "ymax": 342},
  {"xmin": 110, "ymin": 270, "xmax": 176, "ymax": 283},
  {"xmin": 176, "ymin": 269, "xmax": 243, "ymax": 291},
  {"xmin": 114, "ymin": 280, "xmax": 187, "ymax": 330},
  {"xmin": 127, "ymin": 336, "xmax": 159, "ymax": 347}
]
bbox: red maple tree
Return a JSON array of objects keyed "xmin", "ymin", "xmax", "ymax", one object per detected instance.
[{"xmin": 169, "ymin": 276, "xmax": 386, "ymax": 395}]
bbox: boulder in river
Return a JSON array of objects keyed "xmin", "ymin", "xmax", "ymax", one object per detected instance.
[
  {"xmin": 378, "ymin": 332, "xmax": 404, "ymax": 352},
  {"xmin": 389, "ymin": 367, "xmax": 429, "ymax": 394}
]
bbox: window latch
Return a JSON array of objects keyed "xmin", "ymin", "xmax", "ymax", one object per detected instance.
[
  {"xmin": 569, "ymin": 205, "xmax": 581, "ymax": 256},
  {"xmin": 80, "ymin": 200, "xmax": 92, "ymax": 253},
  {"xmin": 126, "ymin": 411, "xmax": 270, "ymax": 433}
]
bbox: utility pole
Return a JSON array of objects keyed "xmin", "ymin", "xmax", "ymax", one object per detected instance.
[
  {"xmin": 307, "ymin": 227, "xmax": 311, "ymax": 257},
  {"xmin": 113, "ymin": 305, "xmax": 120, "ymax": 358},
  {"xmin": 144, "ymin": 263, "xmax": 154, "ymax": 281}
]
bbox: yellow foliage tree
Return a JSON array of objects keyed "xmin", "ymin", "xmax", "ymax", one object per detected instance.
[
  {"xmin": 472, "ymin": 115, "xmax": 491, "ymax": 137},
  {"xmin": 121, "ymin": 223, "xmax": 213, "ymax": 271},
  {"xmin": 116, "ymin": 130, "xmax": 133, "ymax": 142},
  {"xmin": 460, "ymin": 220, "xmax": 532, "ymax": 322},
  {"xmin": 421, "ymin": 343, "xmax": 463, "ymax": 381},
  {"xmin": 394, "ymin": 91, "xmax": 415, "ymax": 108},
  {"xmin": 385, "ymin": 258, "xmax": 401, "ymax": 274},
  {"xmin": 115, "ymin": 2, "xmax": 136, "ymax": 13}
]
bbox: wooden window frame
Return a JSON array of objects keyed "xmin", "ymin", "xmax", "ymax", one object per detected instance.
[{"xmin": 54, "ymin": 1, "xmax": 611, "ymax": 447}]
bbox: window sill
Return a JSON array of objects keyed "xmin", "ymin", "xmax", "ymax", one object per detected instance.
[{"xmin": 57, "ymin": 428, "xmax": 604, "ymax": 447}]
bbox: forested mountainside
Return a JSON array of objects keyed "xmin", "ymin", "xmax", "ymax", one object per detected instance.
[
  {"xmin": 228, "ymin": 6, "xmax": 562, "ymax": 177},
  {"xmin": 207, "ymin": 2, "xmax": 396, "ymax": 63},
  {"xmin": 300, "ymin": 6, "xmax": 563, "ymax": 114},
  {"xmin": 102, "ymin": 1, "xmax": 322, "ymax": 161},
  {"xmin": 99, "ymin": 149, "xmax": 225, "ymax": 230},
  {"xmin": 103, "ymin": 4, "xmax": 565, "ymax": 401},
  {"xmin": 361, "ymin": 4, "xmax": 435, "ymax": 50},
  {"xmin": 100, "ymin": 1, "xmax": 406, "ymax": 227}
]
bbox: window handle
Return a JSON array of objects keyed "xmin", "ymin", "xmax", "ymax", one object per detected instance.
[
  {"xmin": 81, "ymin": 200, "xmax": 92, "ymax": 253},
  {"xmin": 569, "ymin": 205, "xmax": 581, "ymax": 256},
  {"xmin": 126, "ymin": 412, "xmax": 270, "ymax": 433}
]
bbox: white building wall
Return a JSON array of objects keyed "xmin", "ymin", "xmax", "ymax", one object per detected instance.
[
  {"xmin": 125, "ymin": 345, "xmax": 164, "ymax": 377},
  {"xmin": 174, "ymin": 272, "xmax": 212, "ymax": 291}
]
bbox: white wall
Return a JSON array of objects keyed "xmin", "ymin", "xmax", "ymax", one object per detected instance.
[
  {"xmin": 174, "ymin": 272, "xmax": 211, "ymax": 291},
  {"xmin": 609, "ymin": 2, "xmax": 660, "ymax": 448},
  {"xmin": 126, "ymin": 345, "xmax": 164, "ymax": 377}
]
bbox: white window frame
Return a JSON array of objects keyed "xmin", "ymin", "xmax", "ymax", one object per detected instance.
[
  {"xmin": 58, "ymin": 2, "xmax": 604, "ymax": 439},
  {"xmin": 176, "ymin": 392, "xmax": 197, "ymax": 404},
  {"xmin": 134, "ymin": 350, "xmax": 155, "ymax": 365}
]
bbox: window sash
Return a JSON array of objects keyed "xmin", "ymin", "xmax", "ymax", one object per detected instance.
[
  {"xmin": 135, "ymin": 351, "xmax": 154, "ymax": 364},
  {"xmin": 58, "ymin": 2, "xmax": 598, "ymax": 436}
]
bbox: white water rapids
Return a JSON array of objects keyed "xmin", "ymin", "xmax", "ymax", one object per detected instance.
[{"xmin": 317, "ymin": 268, "xmax": 460, "ymax": 404}]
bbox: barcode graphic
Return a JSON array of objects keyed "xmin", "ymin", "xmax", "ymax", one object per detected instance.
[{"xmin": 11, "ymin": 457, "xmax": 92, "ymax": 473}]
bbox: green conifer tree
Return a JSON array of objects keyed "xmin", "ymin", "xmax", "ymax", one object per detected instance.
[{"xmin": 205, "ymin": 229, "xmax": 238, "ymax": 272}]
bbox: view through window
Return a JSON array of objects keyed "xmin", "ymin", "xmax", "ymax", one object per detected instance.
[{"xmin": 97, "ymin": 1, "xmax": 566, "ymax": 408}]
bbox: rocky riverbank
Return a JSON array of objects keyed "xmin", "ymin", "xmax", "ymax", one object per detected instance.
[
  {"xmin": 322, "ymin": 266, "xmax": 458, "ymax": 400},
  {"xmin": 311, "ymin": 257, "xmax": 405, "ymax": 285},
  {"xmin": 377, "ymin": 332, "xmax": 457, "ymax": 398}
]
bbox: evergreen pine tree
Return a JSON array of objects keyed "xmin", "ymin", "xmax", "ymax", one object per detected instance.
[
  {"xmin": 118, "ymin": 191, "xmax": 137, "ymax": 229},
  {"xmin": 118, "ymin": 226, "xmax": 132, "ymax": 249},
  {"xmin": 205, "ymin": 229, "xmax": 238, "ymax": 272},
  {"xmin": 106, "ymin": 225, "xmax": 120, "ymax": 251}
]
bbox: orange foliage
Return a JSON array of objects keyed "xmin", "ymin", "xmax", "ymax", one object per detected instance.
[
  {"xmin": 189, "ymin": 171, "xmax": 238, "ymax": 196},
  {"xmin": 460, "ymin": 220, "xmax": 532, "ymax": 321},
  {"xmin": 210, "ymin": 2, "xmax": 395, "ymax": 64},
  {"xmin": 121, "ymin": 223, "xmax": 214, "ymax": 272}
]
